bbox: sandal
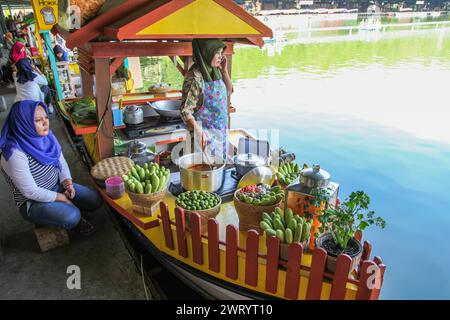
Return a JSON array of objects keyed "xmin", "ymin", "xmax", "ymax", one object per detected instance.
[{"xmin": 75, "ymin": 217, "xmax": 96, "ymax": 236}]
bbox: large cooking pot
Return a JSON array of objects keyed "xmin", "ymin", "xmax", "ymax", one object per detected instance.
[
  {"xmin": 178, "ymin": 153, "xmax": 226, "ymax": 192},
  {"xmin": 123, "ymin": 105, "xmax": 144, "ymax": 125},
  {"xmin": 299, "ymin": 164, "xmax": 331, "ymax": 188},
  {"xmin": 233, "ymin": 153, "xmax": 269, "ymax": 178}
]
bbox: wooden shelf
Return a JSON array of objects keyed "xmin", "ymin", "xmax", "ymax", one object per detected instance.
[
  {"xmin": 58, "ymin": 101, "xmax": 124, "ymax": 136},
  {"xmin": 121, "ymin": 90, "xmax": 182, "ymax": 105}
]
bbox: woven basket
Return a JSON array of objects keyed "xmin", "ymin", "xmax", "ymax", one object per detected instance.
[
  {"xmin": 234, "ymin": 189, "xmax": 283, "ymax": 232},
  {"xmin": 126, "ymin": 187, "xmax": 167, "ymax": 217},
  {"xmin": 179, "ymin": 199, "xmax": 222, "ymax": 234},
  {"xmin": 90, "ymin": 156, "xmax": 135, "ymax": 183}
]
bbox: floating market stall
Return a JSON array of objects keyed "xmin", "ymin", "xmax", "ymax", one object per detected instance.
[{"xmin": 54, "ymin": 0, "xmax": 386, "ymax": 300}]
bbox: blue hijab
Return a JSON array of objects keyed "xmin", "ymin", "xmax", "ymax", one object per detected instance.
[
  {"xmin": 0, "ymin": 100, "xmax": 61, "ymax": 170},
  {"xmin": 16, "ymin": 58, "xmax": 37, "ymax": 84}
]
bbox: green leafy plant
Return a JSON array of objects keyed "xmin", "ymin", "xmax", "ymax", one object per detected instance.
[
  {"xmin": 318, "ymin": 191, "xmax": 386, "ymax": 253},
  {"xmin": 303, "ymin": 186, "xmax": 333, "ymax": 220}
]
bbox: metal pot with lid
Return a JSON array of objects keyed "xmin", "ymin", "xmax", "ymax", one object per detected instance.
[
  {"xmin": 123, "ymin": 105, "xmax": 144, "ymax": 125},
  {"xmin": 127, "ymin": 140, "xmax": 155, "ymax": 166},
  {"xmin": 299, "ymin": 164, "xmax": 331, "ymax": 188},
  {"xmin": 233, "ymin": 153, "xmax": 269, "ymax": 178}
]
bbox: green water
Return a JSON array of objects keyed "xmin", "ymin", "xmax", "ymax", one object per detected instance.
[
  {"xmin": 231, "ymin": 16, "xmax": 450, "ymax": 300},
  {"xmin": 139, "ymin": 14, "xmax": 450, "ymax": 299}
]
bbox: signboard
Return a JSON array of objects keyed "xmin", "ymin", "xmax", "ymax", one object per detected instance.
[
  {"xmin": 32, "ymin": 0, "xmax": 58, "ymax": 31},
  {"xmin": 416, "ymin": 0, "xmax": 425, "ymax": 4},
  {"xmin": 299, "ymin": 1, "xmax": 314, "ymax": 5}
]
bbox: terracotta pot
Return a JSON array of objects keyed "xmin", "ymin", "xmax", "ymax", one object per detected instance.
[{"xmin": 315, "ymin": 233, "xmax": 363, "ymax": 273}]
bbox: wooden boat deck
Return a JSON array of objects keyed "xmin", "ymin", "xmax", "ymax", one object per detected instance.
[{"xmin": 96, "ymin": 179, "xmax": 386, "ymax": 300}]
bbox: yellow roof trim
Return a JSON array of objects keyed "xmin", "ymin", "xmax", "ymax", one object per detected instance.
[{"xmin": 137, "ymin": 0, "xmax": 260, "ymax": 36}]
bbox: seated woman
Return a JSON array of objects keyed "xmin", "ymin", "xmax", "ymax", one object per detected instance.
[
  {"xmin": 10, "ymin": 40, "xmax": 27, "ymax": 64},
  {"xmin": 0, "ymin": 100, "xmax": 103, "ymax": 235},
  {"xmin": 53, "ymin": 45, "xmax": 68, "ymax": 62},
  {"xmin": 14, "ymin": 58, "xmax": 52, "ymax": 106}
]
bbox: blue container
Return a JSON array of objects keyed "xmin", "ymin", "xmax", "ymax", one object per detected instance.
[{"xmin": 112, "ymin": 108, "xmax": 124, "ymax": 127}]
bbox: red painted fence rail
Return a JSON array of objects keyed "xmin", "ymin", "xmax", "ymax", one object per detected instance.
[{"xmin": 158, "ymin": 201, "xmax": 386, "ymax": 300}]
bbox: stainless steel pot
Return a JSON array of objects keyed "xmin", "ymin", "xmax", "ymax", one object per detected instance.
[
  {"xmin": 299, "ymin": 164, "xmax": 331, "ymax": 188},
  {"xmin": 124, "ymin": 105, "xmax": 144, "ymax": 125},
  {"xmin": 233, "ymin": 153, "xmax": 268, "ymax": 178},
  {"xmin": 178, "ymin": 153, "xmax": 226, "ymax": 192}
]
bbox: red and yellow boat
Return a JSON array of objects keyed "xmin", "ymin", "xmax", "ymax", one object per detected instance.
[{"xmin": 55, "ymin": 0, "xmax": 386, "ymax": 300}]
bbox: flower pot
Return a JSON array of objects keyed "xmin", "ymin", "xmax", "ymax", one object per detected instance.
[{"xmin": 315, "ymin": 233, "xmax": 363, "ymax": 273}]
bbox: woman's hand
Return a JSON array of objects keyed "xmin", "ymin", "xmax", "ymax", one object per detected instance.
[
  {"xmin": 62, "ymin": 179, "xmax": 76, "ymax": 199},
  {"xmin": 219, "ymin": 55, "xmax": 228, "ymax": 74},
  {"xmin": 64, "ymin": 185, "xmax": 76, "ymax": 200},
  {"xmin": 56, "ymin": 192, "xmax": 73, "ymax": 205},
  {"xmin": 194, "ymin": 125, "xmax": 209, "ymax": 150}
]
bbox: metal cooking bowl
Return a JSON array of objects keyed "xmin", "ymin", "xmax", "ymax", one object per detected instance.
[
  {"xmin": 149, "ymin": 100, "xmax": 181, "ymax": 118},
  {"xmin": 238, "ymin": 166, "xmax": 275, "ymax": 188}
]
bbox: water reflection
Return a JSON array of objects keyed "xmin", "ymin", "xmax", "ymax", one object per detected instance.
[{"xmin": 231, "ymin": 16, "xmax": 450, "ymax": 299}]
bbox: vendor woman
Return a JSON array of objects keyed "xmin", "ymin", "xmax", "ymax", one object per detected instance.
[
  {"xmin": 0, "ymin": 101, "xmax": 103, "ymax": 235},
  {"xmin": 180, "ymin": 39, "xmax": 233, "ymax": 160}
]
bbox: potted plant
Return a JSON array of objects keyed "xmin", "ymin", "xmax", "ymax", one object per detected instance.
[{"xmin": 316, "ymin": 191, "xmax": 386, "ymax": 273}]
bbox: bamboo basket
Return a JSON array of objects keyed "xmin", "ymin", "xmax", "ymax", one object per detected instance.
[
  {"xmin": 126, "ymin": 187, "xmax": 167, "ymax": 217},
  {"xmin": 233, "ymin": 189, "xmax": 283, "ymax": 232},
  {"xmin": 179, "ymin": 199, "xmax": 222, "ymax": 234},
  {"xmin": 90, "ymin": 156, "xmax": 135, "ymax": 186}
]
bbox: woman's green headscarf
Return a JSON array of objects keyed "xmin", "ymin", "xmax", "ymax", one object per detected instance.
[{"xmin": 191, "ymin": 39, "xmax": 227, "ymax": 82}]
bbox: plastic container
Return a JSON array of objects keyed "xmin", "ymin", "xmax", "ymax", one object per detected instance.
[{"xmin": 105, "ymin": 176, "xmax": 125, "ymax": 199}]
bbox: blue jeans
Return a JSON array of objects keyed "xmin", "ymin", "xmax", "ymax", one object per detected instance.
[{"xmin": 19, "ymin": 183, "xmax": 104, "ymax": 230}]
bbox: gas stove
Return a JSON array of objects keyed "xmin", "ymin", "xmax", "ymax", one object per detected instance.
[{"xmin": 123, "ymin": 116, "xmax": 187, "ymax": 139}]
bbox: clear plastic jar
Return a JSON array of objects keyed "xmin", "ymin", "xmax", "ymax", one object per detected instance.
[{"xmin": 105, "ymin": 176, "xmax": 125, "ymax": 199}]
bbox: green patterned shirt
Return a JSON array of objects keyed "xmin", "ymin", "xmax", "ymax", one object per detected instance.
[{"xmin": 180, "ymin": 67, "xmax": 205, "ymax": 123}]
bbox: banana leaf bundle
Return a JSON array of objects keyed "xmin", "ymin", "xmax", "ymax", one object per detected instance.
[{"xmin": 67, "ymin": 98, "xmax": 98, "ymax": 125}]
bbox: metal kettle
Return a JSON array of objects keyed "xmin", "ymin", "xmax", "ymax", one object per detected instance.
[
  {"xmin": 123, "ymin": 105, "xmax": 144, "ymax": 125},
  {"xmin": 127, "ymin": 140, "xmax": 155, "ymax": 166},
  {"xmin": 284, "ymin": 164, "xmax": 333, "ymax": 216}
]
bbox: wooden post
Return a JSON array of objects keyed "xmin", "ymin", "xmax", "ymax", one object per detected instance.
[
  {"xmin": 330, "ymin": 254, "xmax": 352, "ymax": 300},
  {"xmin": 190, "ymin": 213, "xmax": 203, "ymax": 265},
  {"xmin": 94, "ymin": 58, "xmax": 114, "ymax": 160},
  {"xmin": 80, "ymin": 67, "xmax": 94, "ymax": 97},
  {"xmin": 265, "ymin": 236, "xmax": 280, "ymax": 294},
  {"xmin": 284, "ymin": 243, "xmax": 303, "ymax": 299},
  {"xmin": 208, "ymin": 219, "xmax": 220, "ymax": 273},
  {"xmin": 175, "ymin": 207, "xmax": 187, "ymax": 258},
  {"xmin": 357, "ymin": 261, "xmax": 378, "ymax": 300},
  {"xmin": 245, "ymin": 230, "xmax": 259, "ymax": 287},
  {"xmin": 306, "ymin": 248, "xmax": 327, "ymax": 300},
  {"xmin": 160, "ymin": 202, "xmax": 174, "ymax": 250},
  {"xmin": 225, "ymin": 225, "xmax": 238, "ymax": 280}
]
